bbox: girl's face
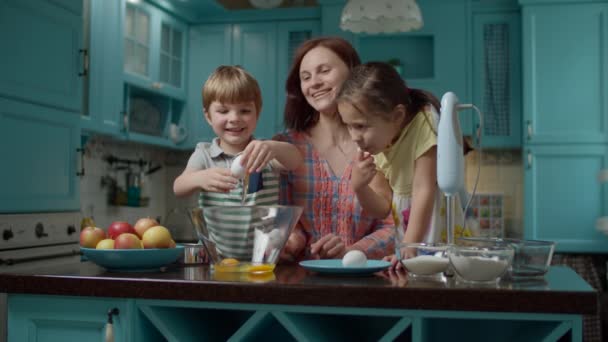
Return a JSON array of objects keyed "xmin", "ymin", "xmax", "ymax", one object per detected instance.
[
  {"xmin": 338, "ymin": 101, "xmax": 403, "ymax": 155},
  {"xmin": 299, "ymin": 46, "xmax": 350, "ymax": 115},
  {"xmin": 205, "ymin": 100, "xmax": 258, "ymax": 154}
]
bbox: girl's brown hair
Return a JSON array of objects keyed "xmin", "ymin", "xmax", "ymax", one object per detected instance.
[
  {"xmin": 337, "ymin": 62, "xmax": 440, "ymax": 124},
  {"xmin": 283, "ymin": 37, "xmax": 361, "ymax": 132},
  {"xmin": 202, "ymin": 65, "xmax": 262, "ymax": 115}
]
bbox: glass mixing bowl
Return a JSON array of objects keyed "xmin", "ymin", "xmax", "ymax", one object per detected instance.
[
  {"xmin": 448, "ymin": 245, "xmax": 514, "ymax": 283},
  {"xmin": 396, "ymin": 242, "xmax": 449, "ymax": 277},
  {"xmin": 189, "ymin": 205, "xmax": 303, "ymax": 273}
]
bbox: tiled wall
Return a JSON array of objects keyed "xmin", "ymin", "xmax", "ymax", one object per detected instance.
[
  {"xmin": 464, "ymin": 149, "xmax": 524, "ymax": 238},
  {"xmin": 79, "ymin": 136, "xmax": 198, "ymax": 241}
]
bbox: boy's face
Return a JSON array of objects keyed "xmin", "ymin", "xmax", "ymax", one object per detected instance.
[
  {"xmin": 338, "ymin": 101, "xmax": 401, "ymax": 155},
  {"xmin": 205, "ymin": 100, "xmax": 258, "ymax": 154}
]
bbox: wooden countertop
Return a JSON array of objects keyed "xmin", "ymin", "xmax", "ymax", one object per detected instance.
[{"xmin": 0, "ymin": 262, "xmax": 597, "ymax": 315}]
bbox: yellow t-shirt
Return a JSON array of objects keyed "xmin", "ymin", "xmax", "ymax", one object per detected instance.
[{"xmin": 373, "ymin": 111, "xmax": 437, "ymax": 197}]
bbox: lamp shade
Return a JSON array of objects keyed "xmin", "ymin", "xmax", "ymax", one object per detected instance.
[{"xmin": 340, "ymin": 0, "xmax": 423, "ymax": 34}]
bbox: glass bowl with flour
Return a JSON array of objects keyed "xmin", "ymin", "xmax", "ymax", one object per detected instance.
[
  {"xmin": 448, "ymin": 245, "xmax": 514, "ymax": 283},
  {"xmin": 397, "ymin": 243, "xmax": 450, "ymax": 277}
]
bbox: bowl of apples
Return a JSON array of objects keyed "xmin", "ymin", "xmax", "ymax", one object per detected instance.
[{"xmin": 80, "ymin": 218, "xmax": 184, "ymax": 272}]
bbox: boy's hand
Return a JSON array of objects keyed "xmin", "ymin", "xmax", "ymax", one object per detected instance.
[
  {"xmin": 351, "ymin": 149, "xmax": 376, "ymax": 192},
  {"xmin": 241, "ymin": 140, "xmax": 275, "ymax": 173},
  {"xmin": 199, "ymin": 168, "xmax": 238, "ymax": 192}
]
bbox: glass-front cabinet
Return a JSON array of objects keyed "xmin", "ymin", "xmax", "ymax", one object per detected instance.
[{"xmin": 123, "ymin": 0, "xmax": 186, "ymax": 100}]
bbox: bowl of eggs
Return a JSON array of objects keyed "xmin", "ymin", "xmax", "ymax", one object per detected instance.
[
  {"xmin": 396, "ymin": 242, "xmax": 450, "ymax": 277},
  {"xmin": 189, "ymin": 205, "xmax": 303, "ymax": 274}
]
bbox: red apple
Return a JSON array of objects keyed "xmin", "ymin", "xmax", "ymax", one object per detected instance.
[
  {"xmin": 142, "ymin": 226, "xmax": 173, "ymax": 249},
  {"xmin": 133, "ymin": 217, "xmax": 159, "ymax": 239},
  {"xmin": 80, "ymin": 227, "xmax": 106, "ymax": 248},
  {"xmin": 113, "ymin": 233, "xmax": 143, "ymax": 249},
  {"xmin": 107, "ymin": 221, "xmax": 135, "ymax": 239}
]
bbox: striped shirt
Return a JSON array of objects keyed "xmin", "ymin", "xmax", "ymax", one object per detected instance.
[
  {"xmin": 274, "ymin": 131, "xmax": 395, "ymax": 260},
  {"xmin": 186, "ymin": 138, "xmax": 280, "ymax": 259}
]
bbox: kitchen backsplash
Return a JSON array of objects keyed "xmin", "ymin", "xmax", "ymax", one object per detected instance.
[
  {"xmin": 80, "ymin": 137, "xmax": 524, "ymax": 241},
  {"xmin": 464, "ymin": 149, "xmax": 523, "ymax": 238},
  {"xmin": 79, "ymin": 136, "xmax": 197, "ymax": 240}
]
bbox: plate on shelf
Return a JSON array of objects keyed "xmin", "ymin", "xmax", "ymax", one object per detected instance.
[
  {"xmin": 299, "ymin": 259, "xmax": 391, "ymax": 275},
  {"xmin": 80, "ymin": 245, "xmax": 185, "ymax": 272}
]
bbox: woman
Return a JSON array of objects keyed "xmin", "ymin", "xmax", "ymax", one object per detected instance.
[{"xmin": 276, "ymin": 37, "xmax": 394, "ymax": 261}]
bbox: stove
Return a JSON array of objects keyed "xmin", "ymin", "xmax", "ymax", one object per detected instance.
[{"xmin": 0, "ymin": 212, "xmax": 82, "ymax": 342}]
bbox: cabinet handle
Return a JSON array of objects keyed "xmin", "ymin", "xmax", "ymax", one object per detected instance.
[
  {"xmin": 526, "ymin": 150, "xmax": 532, "ymax": 169},
  {"xmin": 76, "ymin": 148, "xmax": 85, "ymax": 177},
  {"xmin": 78, "ymin": 49, "xmax": 88, "ymax": 77},
  {"xmin": 526, "ymin": 120, "xmax": 532, "ymax": 140},
  {"xmin": 151, "ymin": 82, "xmax": 163, "ymax": 89},
  {"xmin": 122, "ymin": 111, "xmax": 129, "ymax": 132},
  {"xmin": 105, "ymin": 307, "xmax": 120, "ymax": 342}
]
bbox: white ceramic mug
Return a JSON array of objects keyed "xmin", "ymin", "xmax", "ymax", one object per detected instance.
[{"xmin": 169, "ymin": 123, "xmax": 187, "ymax": 144}]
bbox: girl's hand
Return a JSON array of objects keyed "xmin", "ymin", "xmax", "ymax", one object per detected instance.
[
  {"xmin": 351, "ymin": 149, "xmax": 377, "ymax": 192},
  {"xmin": 383, "ymin": 254, "xmax": 404, "ymax": 271},
  {"xmin": 241, "ymin": 140, "xmax": 275, "ymax": 173},
  {"xmin": 310, "ymin": 234, "xmax": 346, "ymax": 259},
  {"xmin": 199, "ymin": 168, "xmax": 238, "ymax": 192}
]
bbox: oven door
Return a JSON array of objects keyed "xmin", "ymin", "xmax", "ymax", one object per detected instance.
[{"xmin": 1, "ymin": 243, "xmax": 82, "ymax": 342}]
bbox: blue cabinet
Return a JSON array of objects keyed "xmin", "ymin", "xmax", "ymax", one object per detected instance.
[
  {"xmin": 8, "ymin": 295, "xmax": 131, "ymax": 342},
  {"xmin": 521, "ymin": 1, "xmax": 608, "ymax": 252},
  {"xmin": 123, "ymin": 0, "xmax": 187, "ymax": 100},
  {"xmin": 187, "ymin": 19, "xmax": 319, "ymax": 146},
  {"xmin": 471, "ymin": 9, "xmax": 522, "ymax": 148},
  {"xmin": 0, "ymin": 0, "xmax": 83, "ymax": 113},
  {"xmin": 521, "ymin": 2, "xmax": 608, "ymax": 145},
  {"xmin": 0, "ymin": 0, "xmax": 82, "ymax": 213}
]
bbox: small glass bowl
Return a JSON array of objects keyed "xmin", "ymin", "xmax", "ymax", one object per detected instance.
[
  {"xmin": 457, "ymin": 237, "xmax": 555, "ymax": 280},
  {"xmin": 396, "ymin": 242, "xmax": 450, "ymax": 277},
  {"xmin": 448, "ymin": 245, "xmax": 514, "ymax": 283}
]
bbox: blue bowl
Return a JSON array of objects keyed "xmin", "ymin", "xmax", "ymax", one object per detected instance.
[{"xmin": 80, "ymin": 245, "xmax": 185, "ymax": 272}]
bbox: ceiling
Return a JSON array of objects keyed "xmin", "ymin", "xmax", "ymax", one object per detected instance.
[{"xmin": 156, "ymin": 0, "xmax": 318, "ymax": 21}]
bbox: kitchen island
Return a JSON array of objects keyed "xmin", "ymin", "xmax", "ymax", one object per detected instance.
[{"xmin": 0, "ymin": 262, "xmax": 597, "ymax": 342}]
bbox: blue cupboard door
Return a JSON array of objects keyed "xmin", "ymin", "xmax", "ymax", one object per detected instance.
[
  {"xmin": 8, "ymin": 295, "xmax": 129, "ymax": 342},
  {"xmin": 186, "ymin": 23, "xmax": 234, "ymax": 148},
  {"xmin": 523, "ymin": 145, "xmax": 608, "ymax": 253},
  {"xmin": 0, "ymin": 0, "xmax": 83, "ymax": 113},
  {"xmin": 0, "ymin": 98, "xmax": 80, "ymax": 213},
  {"xmin": 522, "ymin": 3, "xmax": 608, "ymax": 144},
  {"xmin": 276, "ymin": 20, "xmax": 320, "ymax": 133},
  {"xmin": 158, "ymin": 11, "xmax": 188, "ymax": 99},
  {"xmin": 232, "ymin": 22, "xmax": 278, "ymax": 139},
  {"xmin": 471, "ymin": 10, "xmax": 522, "ymax": 149},
  {"xmin": 82, "ymin": 0, "xmax": 124, "ymax": 136}
]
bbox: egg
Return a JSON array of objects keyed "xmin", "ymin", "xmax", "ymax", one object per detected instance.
[
  {"xmin": 342, "ymin": 250, "xmax": 367, "ymax": 267},
  {"xmin": 230, "ymin": 155, "xmax": 246, "ymax": 178}
]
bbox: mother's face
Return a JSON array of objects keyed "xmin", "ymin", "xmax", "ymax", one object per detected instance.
[{"xmin": 299, "ymin": 46, "xmax": 350, "ymax": 115}]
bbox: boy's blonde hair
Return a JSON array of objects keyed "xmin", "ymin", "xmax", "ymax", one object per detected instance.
[{"xmin": 202, "ymin": 65, "xmax": 262, "ymax": 115}]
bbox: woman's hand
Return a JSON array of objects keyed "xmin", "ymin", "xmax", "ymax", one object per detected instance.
[
  {"xmin": 279, "ymin": 231, "xmax": 305, "ymax": 262},
  {"xmin": 241, "ymin": 140, "xmax": 275, "ymax": 173},
  {"xmin": 351, "ymin": 149, "xmax": 376, "ymax": 192},
  {"xmin": 384, "ymin": 254, "xmax": 404, "ymax": 271},
  {"xmin": 310, "ymin": 234, "xmax": 346, "ymax": 259},
  {"xmin": 198, "ymin": 168, "xmax": 238, "ymax": 192}
]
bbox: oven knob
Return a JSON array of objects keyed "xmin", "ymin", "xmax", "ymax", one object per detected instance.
[
  {"xmin": 2, "ymin": 229, "xmax": 13, "ymax": 241},
  {"xmin": 35, "ymin": 222, "xmax": 48, "ymax": 238},
  {"xmin": 67, "ymin": 225, "xmax": 76, "ymax": 235}
]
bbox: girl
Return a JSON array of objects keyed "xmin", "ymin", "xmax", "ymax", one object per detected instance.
[{"xmin": 336, "ymin": 61, "xmax": 442, "ymax": 258}]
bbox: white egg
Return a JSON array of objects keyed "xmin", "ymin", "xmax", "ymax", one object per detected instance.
[
  {"xmin": 230, "ymin": 155, "xmax": 246, "ymax": 178},
  {"xmin": 342, "ymin": 250, "xmax": 367, "ymax": 267}
]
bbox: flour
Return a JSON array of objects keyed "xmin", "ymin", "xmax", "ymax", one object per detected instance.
[
  {"xmin": 401, "ymin": 255, "xmax": 449, "ymax": 275},
  {"xmin": 450, "ymin": 255, "xmax": 509, "ymax": 282}
]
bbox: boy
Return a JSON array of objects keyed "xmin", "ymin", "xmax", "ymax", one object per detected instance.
[{"xmin": 174, "ymin": 65, "xmax": 302, "ymax": 258}]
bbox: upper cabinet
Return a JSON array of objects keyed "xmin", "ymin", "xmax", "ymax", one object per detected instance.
[
  {"xmin": 0, "ymin": 0, "xmax": 82, "ymax": 213},
  {"xmin": 187, "ymin": 19, "xmax": 319, "ymax": 145},
  {"xmin": 123, "ymin": 0, "xmax": 187, "ymax": 99},
  {"xmin": 0, "ymin": 0, "xmax": 84, "ymax": 113},
  {"xmin": 521, "ymin": 1, "xmax": 608, "ymax": 145},
  {"xmin": 471, "ymin": 6, "xmax": 522, "ymax": 148}
]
